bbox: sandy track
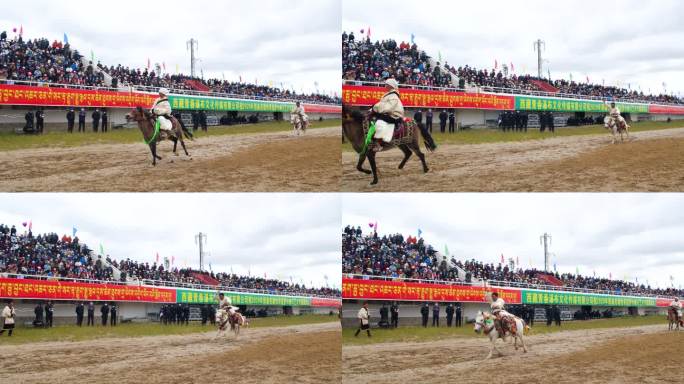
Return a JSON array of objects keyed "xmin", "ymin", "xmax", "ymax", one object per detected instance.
[
  {"xmin": 0, "ymin": 127, "xmax": 341, "ymax": 192},
  {"xmin": 342, "ymin": 127, "xmax": 684, "ymax": 191},
  {"xmin": 0, "ymin": 321, "xmax": 340, "ymax": 384},
  {"xmin": 343, "ymin": 324, "xmax": 682, "ymax": 384}
]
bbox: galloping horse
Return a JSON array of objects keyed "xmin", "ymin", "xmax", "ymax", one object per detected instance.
[
  {"xmin": 291, "ymin": 114, "xmax": 308, "ymax": 136},
  {"xmin": 214, "ymin": 308, "xmax": 248, "ymax": 339},
  {"xmin": 473, "ymin": 311, "xmax": 529, "ymax": 359},
  {"xmin": 604, "ymin": 115, "xmax": 630, "ymax": 144},
  {"xmin": 126, "ymin": 107, "xmax": 194, "ymax": 166},
  {"xmin": 667, "ymin": 308, "xmax": 681, "ymax": 331},
  {"xmin": 342, "ymin": 106, "xmax": 436, "ymax": 185}
]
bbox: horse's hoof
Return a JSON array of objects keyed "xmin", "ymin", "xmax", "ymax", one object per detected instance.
[
  {"xmin": 370, "ymin": 180, "xmax": 378, "ymax": 186},
  {"xmin": 169, "ymin": 159, "xmax": 174, "ymax": 163},
  {"xmin": 174, "ymin": 153, "xmax": 179, "ymax": 156}
]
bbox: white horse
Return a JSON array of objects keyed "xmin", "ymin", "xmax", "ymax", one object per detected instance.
[
  {"xmin": 291, "ymin": 114, "xmax": 308, "ymax": 136},
  {"xmin": 604, "ymin": 115, "xmax": 630, "ymax": 144},
  {"xmin": 473, "ymin": 311, "xmax": 529, "ymax": 359},
  {"xmin": 214, "ymin": 308, "xmax": 248, "ymax": 339}
]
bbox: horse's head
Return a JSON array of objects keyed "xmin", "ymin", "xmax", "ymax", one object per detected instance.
[
  {"xmin": 126, "ymin": 106, "xmax": 148, "ymax": 123},
  {"xmin": 215, "ymin": 308, "xmax": 226, "ymax": 323},
  {"xmin": 473, "ymin": 311, "xmax": 485, "ymax": 333}
]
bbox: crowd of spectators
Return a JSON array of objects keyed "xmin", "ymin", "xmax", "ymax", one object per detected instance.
[
  {"xmin": 0, "ymin": 32, "xmax": 339, "ymax": 104},
  {"xmin": 0, "ymin": 34, "xmax": 103, "ymax": 86},
  {"xmin": 550, "ymin": 78, "xmax": 683, "ymax": 104},
  {"xmin": 343, "ymin": 226, "xmax": 683, "ymax": 298},
  {"xmin": 0, "ymin": 223, "xmax": 339, "ymax": 297},
  {"xmin": 342, "ymin": 32, "xmax": 452, "ymax": 87}
]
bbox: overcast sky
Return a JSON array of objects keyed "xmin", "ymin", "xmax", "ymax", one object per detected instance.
[
  {"xmin": 1, "ymin": 193, "xmax": 341, "ymax": 290},
  {"xmin": 343, "ymin": 193, "xmax": 684, "ymax": 290},
  {"xmin": 1, "ymin": 0, "xmax": 341, "ymax": 96},
  {"xmin": 343, "ymin": 0, "xmax": 684, "ymax": 97}
]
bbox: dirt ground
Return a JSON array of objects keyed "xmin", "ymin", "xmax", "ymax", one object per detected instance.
[
  {"xmin": 0, "ymin": 127, "xmax": 341, "ymax": 192},
  {"xmin": 342, "ymin": 324, "xmax": 683, "ymax": 384},
  {"xmin": 0, "ymin": 321, "xmax": 340, "ymax": 384},
  {"xmin": 342, "ymin": 127, "xmax": 684, "ymax": 191}
]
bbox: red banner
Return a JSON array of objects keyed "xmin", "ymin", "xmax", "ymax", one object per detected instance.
[
  {"xmin": 0, "ymin": 277, "xmax": 175, "ymax": 303},
  {"xmin": 311, "ymin": 297, "xmax": 342, "ymax": 308},
  {"xmin": 656, "ymin": 298, "xmax": 676, "ymax": 307},
  {"xmin": 648, "ymin": 104, "xmax": 684, "ymax": 115},
  {"xmin": 342, "ymin": 278, "xmax": 521, "ymax": 304},
  {"xmin": 343, "ymin": 85, "xmax": 515, "ymax": 110},
  {"xmin": 0, "ymin": 84, "xmax": 157, "ymax": 108},
  {"xmin": 303, "ymin": 103, "xmax": 341, "ymax": 114}
]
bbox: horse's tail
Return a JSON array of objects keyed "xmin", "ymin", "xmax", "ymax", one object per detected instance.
[
  {"xmin": 177, "ymin": 117, "xmax": 194, "ymax": 140},
  {"xmin": 416, "ymin": 121, "xmax": 437, "ymax": 152},
  {"xmin": 524, "ymin": 324, "xmax": 531, "ymax": 335}
]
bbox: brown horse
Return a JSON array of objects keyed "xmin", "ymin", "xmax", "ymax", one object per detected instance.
[
  {"xmin": 342, "ymin": 106, "xmax": 436, "ymax": 185},
  {"xmin": 667, "ymin": 308, "xmax": 681, "ymax": 331},
  {"xmin": 126, "ymin": 106, "xmax": 193, "ymax": 166}
]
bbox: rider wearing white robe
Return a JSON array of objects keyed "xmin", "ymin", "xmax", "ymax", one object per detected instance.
[
  {"xmin": 670, "ymin": 298, "xmax": 682, "ymax": 317},
  {"xmin": 372, "ymin": 78, "xmax": 404, "ymax": 144},
  {"xmin": 151, "ymin": 88, "xmax": 173, "ymax": 131},
  {"xmin": 217, "ymin": 293, "xmax": 237, "ymax": 316},
  {"xmin": 604, "ymin": 101, "xmax": 626, "ymax": 127},
  {"xmin": 293, "ymin": 102, "xmax": 308, "ymax": 124}
]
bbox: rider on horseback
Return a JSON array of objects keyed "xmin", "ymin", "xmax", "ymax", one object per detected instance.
[
  {"xmin": 603, "ymin": 100, "xmax": 627, "ymax": 128},
  {"xmin": 217, "ymin": 292, "xmax": 240, "ymax": 328},
  {"xmin": 151, "ymin": 88, "xmax": 173, "ymax": 132},
  {"xmin": 371, "ymin": 78, "xmax": 404, "ymax": 151},
  {"xmin": 670, "ymin": 297, "xmax": 682, "ymax": 319},
  {"xmin": 491, "ymin": 292, "xmax": 516, "ymax": 335},
  {"xmin": 293, "ymin": 101, "xmax": 308, "ymax": 125}
]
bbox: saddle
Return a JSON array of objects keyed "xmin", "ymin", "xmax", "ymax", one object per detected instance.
[
  {"xmin": 364, "ymin": 115, "xmax": 415, "ymax": 147},
  {"xmin": 495, "ymin": 314, "xmax": 518, "ymax": 335}
]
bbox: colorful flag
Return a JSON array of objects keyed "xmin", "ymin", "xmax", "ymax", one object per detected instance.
[
  {"xmin": 510, "ymin": 62, "xmax": 515, "ymax": 72},
  {"xmin": 576, "ymin": 266, "xmax": 579, "ymax": 275},
  {"xmin": 63, "ymin": 33, "xmax": 69, "ymax": 44},
  {"xmin": 90, "ymin": 50, "xmax": 94, "ymax": 62},
  {"xmin": 417, "ymin": 228, "xmax": 422, "ymax": 237},
  {"xmin": 410, "ymin": 33, "xmax": 415, "ymax": 44},
  {"xmin": 162, "ymin": 62, "xmax": 166, "ymax": 71},
  {"xmin": 500, "ymin": 254, "xmax": 504, "ymax": 263},
  {"xmin": 28, "ymin": 220, "xmax": 32, "ymax": 231},
  {"xmin": 171, "ymin": 255, "xmax": 175, "ymax": 265},
  {"xmin": 516, "ymin": 256, "xmax": 519, "ymax": 266},
  {"xmin": 494, "ymin": 59, "xmax": 498, "ymax": 69},
  {"xmin": 99, "ymin": 243, "xmax": 104, "ymax": 255},
  {"xmin": 72, "ymin": 226, "xmax": 77, "ymax": 237},
  {"xmin": 155, "ymin": 252, "xmax": 159, "ymax": 263},
  {"xmin": 444, "ymin": 244, "xmax": 449, "ymax": 255},
  {"xmin": 19, "ymin": 25, "xmax": 23, "ymax": 36},
  {"xmin": 367, "ymin": 26, "xmax": 371, "ymax": 39},
  {"xmin": 554, "ymin": 263, "xmax": 557, "ymax": 272},
  {"xmin": 147, "ymin": 58, "xmax": 150, "ymax": 69},
  {"xmin": 586, "ymin": 75, "xmax": 589, "ymax": 83}
]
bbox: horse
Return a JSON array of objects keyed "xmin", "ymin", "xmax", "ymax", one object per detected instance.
[
  {"xmin": 342, "ymin": 106, "xmax": 436, "ymax": 185},
  {"xmin": 667, "ymin": 308, "xmax": 681, "ymax": 331},
  {"xmin": 126, "ymin": 106, "xmax": 194, "ymax": 166},
  {"xmin": 214, "ymin": 308, "xmax": 248, "ymax": 339},
  {"xmin": 604, "ymin": 115, "xmax": 630, "ymax": 144},
  {"xmin": 291, "ymin": 114, "xmax": 308, "ymax": 136},
  {"xmin": 473, "ymin": 311, "xmax": 529, "ymax": 359}
]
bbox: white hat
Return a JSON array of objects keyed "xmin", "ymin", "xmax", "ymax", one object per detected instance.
[
  {"xmin": 384, "ymin": 78, "xmax": 399, "ymax": 90},
  {"xmin": 158, "ymin": 88, "xmax": 170, "ymax": 95}
]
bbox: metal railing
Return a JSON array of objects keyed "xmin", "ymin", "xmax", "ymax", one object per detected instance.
[
  {"xmin": 343, "ymin": 80, "xmax": 684, "ymax": 107},
  {"xmin": 0, "ymin": 272, "xmax": 340, "ymax": 300},
  {"xmin": 344, "ymin": 274, "xmax": 677, "ymax": 300},
  {"xmin": 0, "ymin": 79, "xmax": 341, "ymax": 107}
]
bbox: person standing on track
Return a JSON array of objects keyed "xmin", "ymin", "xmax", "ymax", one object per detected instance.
[
  {"xmin": 426, "ymin": 108, "xmax": 433, "ymax": 132},
  {"xmin": 100, "ymin": 302, "xmax": 109, "ymax": 326},
  {"xmin": 110, "ymin": 303, "xmax": 117, "ymax": 326},
  {"xmin": 446, "ymin": 303, "xmax": 454, "ymax": 327},
  {"xmin": 66, "ymin": 108, "xmax": 75, "ymax": 133},
  {"xmin": 75, "ymin": 302, "xmax": 84, "ymax": 326},
  {"xmin": 421, "ymin": 302, "xmax": 429, "ymax": 327},
  {"xmin": 101, "ymin": 110, "xmax": 108, "ymax": 133},
  {"xmin": 87, "ymin": 301, "xmax": 95, "ymax": 326},
  {"xmin": 432, "ymin": 302, "xmax": 440, "ymax": 327},
  {"xmin": 78, "ymin": 108, "xmax": 86, "ymax": 132},
  {"xmin": 354, "ymin": 302, "xmax": 371, "ymax": 337},
  {"xmin": 390, "ymin": 302, "xmax": 399, "ymax": 328},
  {"xmin": 45, "ymin": 300, "xmax": 54, "ymax": 327},
  {"xmin": 0, "ymin": 300, "xmax": 16, "ymax": 337}
]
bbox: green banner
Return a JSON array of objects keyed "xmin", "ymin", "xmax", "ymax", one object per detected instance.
[
  {"xmin": 169, "ymin": 95, "xmax": 294, "ymax": 112},
  {"xmin": 514, "ymin": 96, "xmax": 648, "ymax": 114},
  {"xmin": 521, "ymin": 289, "xmax": 656, "ymax": 307},
  {"xmin": 175, "ymin": 288, "xmax": 312, "ymax": 307}
]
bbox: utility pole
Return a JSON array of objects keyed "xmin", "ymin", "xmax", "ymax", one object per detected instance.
[
  {"xmin": 186, "ymin": 38, "xmax": 199, "ymax": 78},
  {"xmin": 540, "ymin": 233, "xmax": 552, "ymax": 272},
  {"xmin": 533, "ymin": 39, "xmax": 545, "ymax": 79},
  {"xmin": 194, "ymin": 232, "xmax": 207, "ymax": 271}
]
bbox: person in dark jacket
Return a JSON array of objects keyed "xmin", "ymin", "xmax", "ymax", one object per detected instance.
[
  {"xmin": 78, "ymin": 108, "xmax": 86, "ymax": 132},
  {"xmin": 75, "ymin": 302, "xmax": 84, "ymax": 326},
  {"xmin": 455, "ymin": 304, "xmax": 463, "ymax": 327},
  {"xmin": 24, "ymin": 110, "xmax": 35, "ymax": 133},
  {"xmin": 546, "ymin": 305, "xmax": 553, "ymax": 326},
  {"xmin": 100, "ymin": 302, "xmax": 109, "ymax": 326},
  {"xmin": 34, "ymin": 302, "xmax": 44, "ymax": 327},
  {"xmin": 191, "ymin": 111, "xmax": 199, "ymax": 131},
  {"xmin": 45, "ymin": 300, "xmax": 54, "ymax": 327},
  {"xmin": 92, "ymin": 109, "xmax": 101, "ymax": 132},
  {"xmin": 101, "ymin": 110, "xmax": 108, "ymax": 133},
  {"xmin": 87, "ymin": 301, "xmax": 95, "ymax": 326},
  {"xmin": 35, "ymin": 108, "xmax": 45, "ymax": 133},
  {"xmin": 448, "ymin": 111, "xmax": 455, "ymax": 133},
  {"xmin": 420, "ymin": 303, "xmax": 429, "ymax": 327},
  {"xmin": 432, "ymin": 302, "xmax": 440, "ymax": 327},
  {"xmin": 425, "ymin": 109, "xmax": 433, "ymax": 132},
  {"xmin": 439, "ymin": 110, "xmax": 447, "ymax": 133},
  {"xmin": 199, "ymin": 110, "xmax": 207, "ymax": 132},
  {"xmin": 548, "ymin": 111, "xmax": 555, "ymax": 133},
  {"xmin": 66, "ymin": 109, "xmax": 75, "ymax": 133},
  {"xmin": 390, "ymin": 302, "xmax": 399, "ymax": 328},
  {"xmin": 413, "ymin": 110, "xmax": 423, "ymax": 125},
  {"xmin": 110, "ymin": 303, "xmax": 117, "ymax": 326},
  {"xmin": 446, "ymin": 303, "xmax": 454, "ymax": 327}
]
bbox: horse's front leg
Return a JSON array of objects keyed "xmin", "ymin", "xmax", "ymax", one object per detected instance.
[
  {"xmin": 519, "ymin": 335, "xmax": 527, "ymax": 353},
  {"xmin": 368, "ymin": 151, "xmax": 379, "ymax": 185},
  {"xmin": 356, "ymin": 154, "xmax": 371, "ymax": 174},
  {"xmin": 149, "ymin": 142, "xmax": 160, "ymax": 166}
]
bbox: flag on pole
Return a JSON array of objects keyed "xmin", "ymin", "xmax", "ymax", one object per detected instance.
[
  {"xmin": 576, "ymin": 266, "xmax": 579, "ymax": 275},
  {"xmin": 99, "ymin": 243, "xmax": 104, "ymax": 255},
  {"xmin": 516, "ymin": 256, "xmax": 519, "ymax": 266},
  {"xmin": 500, "ymin": 254, "xmax": 504, "ymax": 264},
  {"xmin": 510, "ymin": 62, "xmax": 515, "ymax": 72},
  {"xmin": 156, "ymin": 252, "xmax": 160, "ymax": 263},
  {"xmin": 554, "ymin": 262, "xmax": 557, "ymax": 272},
  {"xmin": 444, "ymin": 244, "xmax": 449, "ymax": 255},
  {"xmin": 438, "ymin": 51, "xmax": 442, "ymax": 62},
  {"xmin": 175, "ymin": 64, "xmax": 179, "ymax": 74},
  {"xmin": 63, "ymin": 33, "xmax": 69, "ymax": 44},
  {"xmin": 90, "ymin": 50, "xmax": 94, "ymax": 62},
  {"xmin": 19, "ymin": 25, "xmax": 23, "ymax": 36},
  {"xmin": 28, "ymin": 220, "xmax": 32, "ymax": 231},
  {"xmin": 147, "ymin": 58, "xmax": 150, "ymax": 69},
  {"xmin": 410, "ymin": 33, "xmax": 415, "ymax": 44},
  {"xmin": 162, "ymin": 62, "xmax": 166, "ymax": 71},
  {"xmin": 417, "ymin": 228, "xmax": 422, "ymax": 237},
  {"xmin": 72, "ymin": 226, "xmax": 77, "ymax": 237},
  {"xmin": 367, "ymin": 26, "xmax": 371, "ymax": 39},
  {"xmin": 171, "ymin": 255, "xmax": 175, "ymax": 265},
  {"xmin": 494, "ymin": 59, "xmax": 498, "ymax": 69}
]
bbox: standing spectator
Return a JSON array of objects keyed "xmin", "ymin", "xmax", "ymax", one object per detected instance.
[
  {"xmin": 100, "ymin": 302, "xmax": 109, "ymax": 326},
  {"xmin": 448, "ymin": 111, "xmax": 455, "ymax": 133},
  {"xmin": 209, "ymin": 305, "xmax": 216, "ymax": 326},
  {"xmin": 75, "ymin": 302, "xmax": 84, "ymax": 326},
  {"xmin": 554, "ymin": 305, "xmax": 561, "ymax": 326},
  {"xmin": 0, "ymin": 300, "xmax": 16, "ymax": 337},
  {"xmin": 34, "ymin": 302, "xmax": 44, "ymax": 327},
  {"xmin": 78, "ymin": 108, "xmax": 86, "ymax": 132},
  {"xmin": 432, "ymin": 302, "xmax": 440, "ymax": 327},
  {"xmin": 101, "ymin": 110, "xmax": 108, "ymax": 133},
  {"xmin": 548, "ymin": 111, "xmax": 555, "ymax": 133},
  {"xmin": 446, "ymin": 303, "xmax": 454, "ymax": 327},
  {"xmin": 439, "ymin": 110, "xmax": 447, "ymax": 133},
  {"xmin": 200, "ymin": 305, "xmax": 208, "ymax": 325},
  {"xmin": 354, "ymin": 302, "xmax": 371, "ymax": 337},
  {"xmin": 413, "ymin": 109, "xmax": 423, "ymax": 125},
  {"xmin": 183, "ymin": 304, "xmax": 190, "ymax": 325},
  {"xmin": 455, "ymin": 304, "xmax": 463, "ymax": 327},
  {"xmin": 522, "ymin": 112, "xmax": 528, "ymax": 132},
  {"xmin": 87, "ymin": 301, "xmax": 95, "ymax": 326},
  {"xmin": 191, "ymin": 111, "xmax": 199, "ymax": 131},
  {"xmin": 36, "ymin": 108, "xmax": 45, "ymax": 133},
  {"xmin": 110, "ymin": 303, "xmax": 117, "ymax": 326},
  {"xmin": 66, "ymin": 108, "xmax": 75, "ymax": 133},
  {"xmin": 45, "ymin": 300, "xmax": 54, "ymax": 327},
  {"xmin": 545, "ymin": 306, "xmax": 552, "ymax": 326},
  {"xmin": 199, "ymin": 110, "xmax": 207, "ymax": 132},
  {"xmin": 420, "ymin": 303, "xmax": 429, "ymax": 327},
  {"xmin": 25, "ymin": 110, "xmax": 35, "ymax": 132},
  {"xmin": 390, "ymin": 302, "xmax": 399, "ymax": 328},
  {"xmin": 92, "ymin": 109, "xmax": 101, "ymax": 132},
  {"xmin": 425, "ymin": 108, "xmax": 433, "ymax": 132}
]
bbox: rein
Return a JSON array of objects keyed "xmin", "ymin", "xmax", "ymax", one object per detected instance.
[{"xmin": 145, "ymin": 119, "xmax": 160, "ymax": 145}]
